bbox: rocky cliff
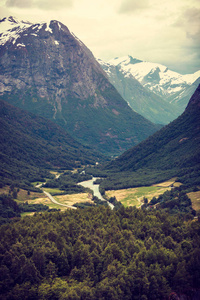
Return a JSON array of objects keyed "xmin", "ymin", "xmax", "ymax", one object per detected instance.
[{"xmin": 0, "ymin": 17, "xmax": 160, "ymax": 156}]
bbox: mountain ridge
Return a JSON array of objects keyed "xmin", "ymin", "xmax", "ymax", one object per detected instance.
[
  {"xmin": 0, "ymin": 17, "xmax": 160, "ymax": 156},
  {"xmin": 99, "ymin": 84, "xmax": 200, "ymax": 189},
  {"xmin": 98, "ymin": 58, "xmax": 179, "ymax": 124},
  {"xmin": 99, "ymin": 55, "xmax": 200, "ymax": 124}
]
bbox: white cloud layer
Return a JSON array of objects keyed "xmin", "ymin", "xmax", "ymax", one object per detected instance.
[
  {"xmin": 5, "ymin": 0, "xmax": 73, "ymax": 9},
  {"xmin": 0, "ymin": 0, "xmax": 200, "ymax": 74},
  {"xmin": 118, "ymin": 0, "xmax": 150, "ymax": 14}
]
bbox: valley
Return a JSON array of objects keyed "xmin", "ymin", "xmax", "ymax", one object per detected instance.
[
  {"xmin": 1, "ymin": 173, "xmax": 199, "ymax": 215},
  {"xmin": 0, "ymin": 16, "xmax": 200, "ymax": 300}
]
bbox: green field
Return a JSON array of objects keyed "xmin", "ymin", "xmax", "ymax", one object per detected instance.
[
  {"xmin": 106, "ymin": 181, "xmax": 174, "ymax": 207},
  {"xmin": 187, "ymin": 191, "xmax": 200, "ymax": 211},
  {"xmin": 43, "ymin": 188, "xmax": 65, "ymax": 195}
]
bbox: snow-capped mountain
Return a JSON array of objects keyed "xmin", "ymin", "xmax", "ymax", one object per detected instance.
[
  {"xmin": 107, "ymin": 55, "xmax": 200, "ymax": 107},
  {"xmin": 0, "ymin": 17, "xmax": 160, "ymax": 156},
  {"xmin": 99, "ymin": 58, "xmax": 181, "ymax": 124}
]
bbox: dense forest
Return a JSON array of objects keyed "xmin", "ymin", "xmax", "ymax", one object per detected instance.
[{"xmin": 0, "ymin": 206, "xmax": 200, "ymax": 300}]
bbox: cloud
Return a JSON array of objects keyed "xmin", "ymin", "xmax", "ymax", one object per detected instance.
[
  {"xmin": 35, "ymin": 0, "xmax": 73, "ymax": 10},
  {"xmin": 118, "ymin": 0, "xmax": 149, "ymax": 14},
  {"xmin": 6, "ymin": 0, "xmax": 73, "ymax": 10},
  {"xmin": 6, "ymin": 0, "xmax": 33, "ymax": 8},
  {"xmin": 173, "ymin": 7, "xmax": 200, "ymax": 53}
]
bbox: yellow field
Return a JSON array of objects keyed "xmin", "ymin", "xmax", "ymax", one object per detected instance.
[
  {"xmin": 55, "ymin": 193, "xmax": 93, "ymax": 206},
  {"xmin": 187, "ymin": 191, "xmax": 200, "ymax": 211},
  {"xmin": 105, "ymin": 180, "xmax": 176, "ymax": 207},
  {"xmin": 29, "ymin": 192, "xmax": 93, "ymax": 210},
  {"xmin": 0, "ymin": 185, "xmax": 9, "ymax": 194},
  {"xmin": 0, "ymin": 185, "xmax": 92, "ymax": 211}
]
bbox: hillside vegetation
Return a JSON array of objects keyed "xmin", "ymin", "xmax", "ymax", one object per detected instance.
[
  {"xmin": 98, "ymin": 85, "xmax": 200, "ymax": 191},
  {"xmin": 0, "ymin": 207, "xmax": 200, "ymax": 300},
  {"xmin": 0, "ymin": 100, "xmax": 105, "ymax": 189}
]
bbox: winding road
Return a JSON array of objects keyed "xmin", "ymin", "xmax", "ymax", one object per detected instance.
[
  {"xmin": 37, "ymin": 175, "xmax": 114, "ymax": 210},
  {"xmin": 43, "ymin": 190, "xmax": 77, "ymax": 210}
]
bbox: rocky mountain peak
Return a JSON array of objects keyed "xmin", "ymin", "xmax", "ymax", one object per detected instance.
[
  {"xmin": 0, "ymin": 16, "xmax": 106, "ymax": 101},
  {"xmin": 0, "ymin": 17, "xmax": 160, "ymax": 156}
]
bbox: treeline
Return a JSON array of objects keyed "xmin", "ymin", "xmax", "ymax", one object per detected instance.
[
  {"xmin": 94, "ymin": 165, "xmax": 200, "ymax": 192},
  {"xmin": 0, "ymin": 207, "xmax": 200, "ymax": 299},
  {"xmin": 0, "ymin": 194, "xmax": 21, "ymax": 225},
  {"xmin": 43, "ymin": 172, "xmax": 92, "ymax": 194},
  {"xmin": 18, "ymin": 202, "xmax": 60, "ymax": 213},
  {"xmin": 144, "ymin": 185, "xmax": 197, "ymax": 216},
  {"xmin": 0, "ymin": 193, "xmax": 60, "ymax": 225}
]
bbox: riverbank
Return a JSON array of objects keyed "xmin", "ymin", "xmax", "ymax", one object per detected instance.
[{"xmin": 78, "ymin": 177, "xmax": 114, "ymax": 209}]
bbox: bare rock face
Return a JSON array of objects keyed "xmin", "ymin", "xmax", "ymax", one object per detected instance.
[
  {"xmin": 0, "ymin": 17, "xmax": 160, "ymax": 156},
  {"xmin": 0, "ymin": 18, "xmax": 107, "ymax": 106}
]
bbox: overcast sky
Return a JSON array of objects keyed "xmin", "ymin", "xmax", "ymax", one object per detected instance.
[{"xmin": 0, "ymin": 0, "xmax": 200, "ymax": 74}]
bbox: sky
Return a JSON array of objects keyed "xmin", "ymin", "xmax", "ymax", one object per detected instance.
[{"xmin": 0, "ymin": 0, "xmax": 200, "ymax": 74}]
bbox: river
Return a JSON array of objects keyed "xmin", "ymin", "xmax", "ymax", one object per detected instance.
[{"xmin": 78, "ymin": 177, "xmax": 114, "ymax": 209}]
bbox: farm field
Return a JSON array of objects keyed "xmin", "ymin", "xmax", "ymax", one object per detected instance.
[
  {"xmin": 26, "ymin": 191, "xmax": 92, "ymax": 210},
  {"xmin": 187, "ymin": 191, "xmax": 200, "ymax": 211},
  {"xmin": 54, "ymin": 193, "xmax": 93, "ymax": 206},
  {"xmin": 0, "ymin": 185, "xmax": 92, "ymax": 212},
  {"xmin": 105, "ymin": 180, "xmax": 177, "ymax": 207}
]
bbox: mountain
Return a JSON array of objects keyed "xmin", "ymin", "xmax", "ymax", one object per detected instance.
[
  {"xmin": 100, "ymin": 56, "xmax": 200, "ymax": 124},
  {"xmin": 100, "ymin": 84, "xmax": 200, "ymax": 189},
  {"xmin": 0, "ymin": 99, "xmax": 105, "ymax": 185},
  {"xmin": 0, "ymin": 17, "xmax": 160, "ymax": 156},
  {"xmin": 98, "ymin": 58, "xmax": 179, "ymax": 124}
]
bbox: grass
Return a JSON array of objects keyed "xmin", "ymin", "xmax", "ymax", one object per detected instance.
[
  {"xmin": 25, "ymin": 195, "xmax": 67, "ymax": 211},
  {"xmin": 55, "ymin": 193, "xmax": 93, "ymax": 206},
  {"xmin": 19, "ymin": 189, "xmax": 93, "ymax": 211},
  {"xmin": 21, "ymin": 212, "xmax": 35, "ymax": 217},
  {"xmin": 32, "ymin": 181, "xmax": 44, "ymax": 187},
  {"xmin": 105, "ymin": 180, "xmax": 176, "ymax": 207},
  {"xmin": 43, "ymin": 188, "xmax": 65, "ymax": 195},
  {"xmin": 187, "ymin": 191, "xmax": 200, "ymax": 211},
  {"xmin": 16, "ymin": 189, "xmax": 43, "ymax": 202},
  {"xmin": 0, "ymin": 185, "xmax": 9, "ymax": 194}
]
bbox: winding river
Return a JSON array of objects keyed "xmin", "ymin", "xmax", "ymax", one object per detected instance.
[{"xmin": 78, "ymin": 177, "xmax": 114, "ymax": 209}]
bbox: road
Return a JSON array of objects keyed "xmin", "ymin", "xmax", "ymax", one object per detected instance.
[{"xmin": 43, "ymin": 190, "xmax": 77, "ymax": 210}]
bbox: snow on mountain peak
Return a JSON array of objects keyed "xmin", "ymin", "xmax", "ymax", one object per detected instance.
[
  {"xmin": 0, "ymin": 16, "xmax": 35, "ymax": 46},
  {"xmin": 102, "ymin": 55, "xmax": 200, "ymax": 105},
  {"xmin": 0, "ymin": 17, "xmax": 61, "ymax": 46},
  {"xmin": 109, "ymin": 55, "xmax": 142, "ymax": 67}
]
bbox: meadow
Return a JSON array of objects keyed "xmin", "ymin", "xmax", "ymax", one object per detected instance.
[{"xmin": 105, "ymin": 180, "xmax": 177, "ymax": 207}]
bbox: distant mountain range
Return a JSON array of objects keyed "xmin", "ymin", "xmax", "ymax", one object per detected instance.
[
  {"xmin": 100, "ymin": 84, "xmax": 200, "ymax": 189},
  {"xmin": 0, "ymin": 17, "xmax": 160, "ymax": 156},
  {"xmin": 99, "ymin": 56, "xmax": 200, "ymax": 124}
]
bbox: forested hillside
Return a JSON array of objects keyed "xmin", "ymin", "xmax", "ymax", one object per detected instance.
[
  {"xmin": 0, "ymin": 207, "xmax": 200, "ymax": 299},
  {"xmin": 0, "ymin": 100, "xmax": 105, "ymax": 188},
  {"xmin": 98, "ymin": 85, "xmax": 200, "ymax": 190}
]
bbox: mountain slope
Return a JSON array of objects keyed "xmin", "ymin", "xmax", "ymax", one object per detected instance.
[
  {"xmin": 0, "ymin": 99, "xmax": 104, "ymax": 184},
  {"xmin": 101, "ymin": 85, "xmax": 200, "ymax": 188},
  {"xmin": 103, "ymin": 56, "xmax": 200, "ymax": 123},
  {"xmin": 0, "ymin": 17, "xmax": 160, "ymax": 156},
  {"xmin": 99, "ymin": 58, "xmax": 179, "ymax": 124}
]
